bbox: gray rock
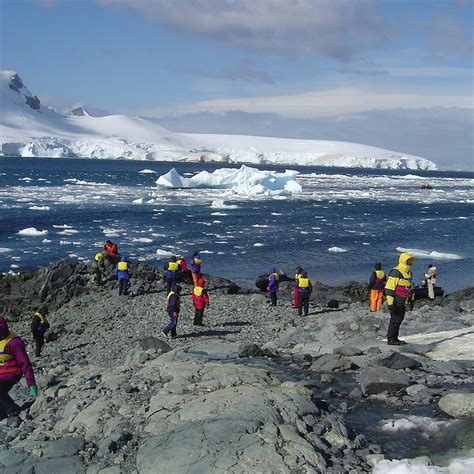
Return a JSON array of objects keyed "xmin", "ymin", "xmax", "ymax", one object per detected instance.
[
  {"xmin": 42, "ymin": 436, "xmax": 85, "ymax": 459},
  {"xmin": 34, "ymin": 456, "xmax": 86, "ymax": 474},
  {"xmin": 333, "ymin": 346, "xmax": 364, "ymax": 356},
  {"xmin": 357, "ymin": 366, "xmax": 410, "ymax": 395},
  {"xmin": 137, "ymin": 336, "xmax": 172, "ymax": 353},
  {"xmin": 238, "ymin": 343, "xmax": 263, "ymax": 357},
  {"xmin": 311, "ymin": 354, "xmax": 358, "ymax": 373},
  {"xmin": 367, "ymin": 347, "xmax": 382, "ymax": 355},
  {"xmin": 438, "ymin": 392, "xmax": 474, "ymax": 417},
  {"xmin": 374, "ymin": 351, "xmax": 422, "ymax": 370}
]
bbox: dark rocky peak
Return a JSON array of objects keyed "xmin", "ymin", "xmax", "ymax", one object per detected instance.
[{"xmin": 6, "ymin": 71, "xmax": 41, "ymax": 110}]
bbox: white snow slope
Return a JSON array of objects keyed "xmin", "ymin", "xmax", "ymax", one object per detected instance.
[{"xmin": 0, "ymin": 71, "xmax": 437, "ymax": 170}]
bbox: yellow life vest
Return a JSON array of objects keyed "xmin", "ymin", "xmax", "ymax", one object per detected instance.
[
  {"xmin": 375, "ymin": 270, "xmax": 385, "ymax": 280},
  {"xmin": 95, "ymin": 253, "xmax": 104, "ymax": 261},
  {"xmin": 272, "ymin": 273, "xmax": 280, "ymax": 282},
  {"xmin": 194, "ymin": 258, "xmax": 202, "ymax": 265},
  {"xmin": 0, "ymin": 331, "xmax": 21, "ymax": 375},
  {"xmin": 168, "ymin": 261, "xmax": 179, "ymax": 271},
  {"xmin": 118, "ymin": 261, "xmax": 128, "ymax": 271},
  {"xmin": 193, "ymin": 286, "xmax": 203, "ymax": 297},
  {"xmin": 34, "ymin": 312, "xmax": 46, "ymax": 324},
  {"xmin": 298, "ymin": 278, "xmax": 310, "ymax": 288},
  {"xmin": 167, "ymin": 291, "xmax": 175, "ymax": 302},
  {"xmin": 295, "ymin": 273, "xmax": 302, "ymax": 281}
]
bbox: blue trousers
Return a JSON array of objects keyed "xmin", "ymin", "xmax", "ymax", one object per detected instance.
[{"xmin": 163, "ymin": 310, "xmax": 178, "ymax": 337}]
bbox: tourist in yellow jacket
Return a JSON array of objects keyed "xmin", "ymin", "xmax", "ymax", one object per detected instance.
[{"xmin": 384, "ymin": 253, "xmax": 415, "ymax": 345}]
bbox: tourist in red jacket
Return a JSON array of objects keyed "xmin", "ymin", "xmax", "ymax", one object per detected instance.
[
  {"xmin": 192, "ymin": 278, "xmax": 210, "ymax": 326},
  {"xmin": 0, "ymin": 316, "xmax": 38, "ymax": 419}
]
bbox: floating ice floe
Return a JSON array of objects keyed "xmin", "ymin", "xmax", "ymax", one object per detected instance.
[
  {"xmin": 379, "ymin": 415, "xmax": 454, "ymax": 438},
  {"xmin": 132, "ymin": 237, "xmax": 153, "ymax": 243},
  {"xmin": 0, "ymin": 248, "xmax": 12, "ymax": 253},
  {"xmin": 210, "ymin": 200, "xmax": 239, "ymax": 209},
  {"xmin": 28, "ymin": 206, "xmax": 50, "ymax": 211},
  {"xmin": 396, "ymin": 247, "xmax": 463, "ymax": 260},
  {"xmin": 156, "ymin": 165, "xmax": 302, "ymax": 196},
  {"xmin": 132, "ymin": 198, "xmax": 144, "ymax": 204},
  {"xmin": 156, "ymin": 249, "xmax": 173, "ymax": 257},
  {"xmin": 139, "ymin": 169, "xmax": 157, "ymax": 174},
  {"xmin": 17, "ymin": 227, "xmax": 48, "ymax": 237},
  {"xmin": 328, "ymin": 247, "xmax": 347, "ymax": 253},
  {"xmin": 372, "ymin": 459, "xmax": 446, "ymax": 473}
]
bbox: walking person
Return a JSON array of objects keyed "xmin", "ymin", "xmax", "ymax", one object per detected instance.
[
  {"xmin": 368, "ymin": 263, "xmax": 386, "ymax": 312},
  {"xmin": 296, "ymin": 271, "xmax": 312, "ymax": 316},
  {"xmin": 164, "ymin": 256, "xmax": 182, "ymax": 293},
  {"xmin": 31, "ymin": 306, "xmax": 50, "ymax": 357},
  {"xmin": 267, "ymin": 267, "xmax": 280, "ymax": 307},
  {"xmin": 424, "ymin": 264, "xmax": 437, "ymax": 301},
  {"xmin": 292, "ymin": 266, "xmax": 303, "ymax": 308},
  {"xmin": 115, "ymin": 256, "xmax": 130, "ymax": 296},
  {"xmin": 189, "ymin": 252, "xmax": 202, "ymax": 287},
  {"xmin": 192, "ymin": 278, "xmax": 210, "ymax": 326},
  {"xmin": 384, "ymin": 253, "xmax": 415, "ymax": 345},
  {"xmin": 161, "ymin": 284, "xmax": 181, "ymax": 339},
  {"xmin": 0, "ymin": 315, "xmax": 38, "ymax": 420}
]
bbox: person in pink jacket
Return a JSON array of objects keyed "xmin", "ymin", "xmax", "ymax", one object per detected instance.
[{"xmin": 0, "ymin": 315, "xmax": 37, "ymax": 418}]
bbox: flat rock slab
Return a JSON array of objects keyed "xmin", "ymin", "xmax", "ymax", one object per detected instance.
[
  {"xmin": 438, "ymin": 392, "xmax": 474, "ymax": 417},
  {"xmin": 357, "ymin": 366, "xmax": 410, "ymax": 395},
  {"xmin": 311, "ymin": 354, "xmax": 358, "ymax": 373},
  {"xmin": 374, "ymin": 351, "xmax": 422, "ymax": 370},
  {"xmin": 333, "ymin": 346, "xmax": 364, "ymax": 356}
]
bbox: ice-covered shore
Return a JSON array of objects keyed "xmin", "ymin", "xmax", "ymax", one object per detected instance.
[
  {"xmin": 1, "ymin": 262, "xmax": 473, "ymax": 472},
  {"xmin": 0, "ymin": 70, "xmax": 437, "ymax": 170}
]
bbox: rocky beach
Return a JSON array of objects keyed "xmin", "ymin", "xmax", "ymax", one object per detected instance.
[{"xmin": 1, "ymin": 261, "xmax": 473, "ymax": 473}]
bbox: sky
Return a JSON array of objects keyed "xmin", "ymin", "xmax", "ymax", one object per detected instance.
[{"xmin": 0, "ymin": 0, "xmax": 472, "ymax": 119}]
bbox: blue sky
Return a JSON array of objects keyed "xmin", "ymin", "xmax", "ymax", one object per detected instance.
[{"xmin": 1, "ymin": 0, "xmax": 473, "ymax": 118}]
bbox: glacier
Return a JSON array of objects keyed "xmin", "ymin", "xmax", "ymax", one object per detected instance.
[{"xmin": 0, "ymin": 70, "xmax": 437, "ymax": 170}]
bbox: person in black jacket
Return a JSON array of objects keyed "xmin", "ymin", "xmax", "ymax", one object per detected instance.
[
  {"xmin": 161, "ymin": 284, "xmax": 181, "ymax": 339},
  {"xmin": 31, "ymin": 306, "xmax": 50, "ymax": 357}
]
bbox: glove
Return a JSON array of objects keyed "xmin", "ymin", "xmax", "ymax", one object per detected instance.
[
  {"xmin": 387, "ymin": 305, "xmax": 394, "ymax": 311},
  {"xmin": 29, "ymin": 386, "xmax": 38, "ymax": 396},
  {"xmin": 409, "ymin": 301, "xmax": 415, "ymax": 311}
]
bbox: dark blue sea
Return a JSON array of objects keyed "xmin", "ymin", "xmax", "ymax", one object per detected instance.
[{"xmin": 1, "ymin": 158, "xmax": 473, "ymax": 292}]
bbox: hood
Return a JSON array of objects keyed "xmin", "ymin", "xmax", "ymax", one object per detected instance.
[
  {"xmin": 268, "ymin": 267, "xmax": 277, "ymax": 274},
  {"xmin": 170, "ymin": 255, "xmax": 177, "ymax": 262},
  {"xmin": 197, "ymin": 278, "xmax": 205, "ymax": 287},
  {"xmin": 398, "ymin": 252, "xmax": 414, "ymax": 269},
  {"xmin": 38, "ymin": 305, "xmax": 49, "ymax": 316},
  {"xmin": 0, "ymin": 316, "xmax": 9, "ymax": 339}
]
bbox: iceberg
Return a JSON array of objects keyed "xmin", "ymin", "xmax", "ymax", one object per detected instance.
[
  {"xmin": 396, "ymin": 247, "xmax": 463, "ymax": 260},
  {"xmin": 156, "ymin": 165, "xmax": 302, "ymax": 196},
  {"xmin": 17, "ymin": 227, "xmax": 48, "ymax": 237}
]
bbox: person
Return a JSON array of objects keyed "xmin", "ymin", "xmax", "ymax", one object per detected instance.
[
  {"xmin": 115, "ymin": 256, "xmax": 130, "ymax": 296},
  {"xmin": 0, "ymin": 316, "xmax": 38, "ymax": 420},
  {"xmin": 292, "ymin": 266, "xmax": 303, "ymax": 308},
  {"xmin": 161, "ymin": 284, "xmax": 181, "ymax": 339},
  {"xmin": 189, "ymin": 252, "xmax": 202, "ymax": 287},
  {"xmin": 267, "ymin": 267, "xmax": 280, "ymax": 306},
  {"xmin": 424, "ymin": 264, "xmax": 437, "ymax": 301},
  {"xmin": 192, "ymin": 278, "xmax": 210, "ymax": 326},
  {"xmin": 92, "ymin": 252, "xmax": 106, "ymax": 286},
  {"xmin": 164, "ymin": 256, "xmax": 182, "ymax": 293},
  {"xmin": 384, "ymin": 253, "xmax": 415, "ymax": 345},
  {"xmin": 31, "ymin": 306, "xmax": 50, "ymax": 357},
  {"xmin": 103, "ymin": 240, "xmax": 120, "ymax": 265},
  {"xmin": 368, "ymin": 263, "xmax": 386, "ymax": 312},
  {"xmin": 296, "ymin": 271, "xmax": 312, "ymax": 316}
]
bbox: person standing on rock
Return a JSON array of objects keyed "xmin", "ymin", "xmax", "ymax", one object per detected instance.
[
  {"xmin": 164, "ymin": 256, "xmax": 183, "ymax": 293},
  {"xmin": 267, "ymin": 267, "xmax": 280, "ymax": 306},
  {"xmin": 368, "ymin": 263, "xmax": 386, "ymax": 312},
  {"xmin": 103, "ymin": 240, "xmax": 120, "ymax": 267},
  {"xmin": 424, "ymin": 264, "xmax": 437, "ymax": 301},
  {"xmin": 92, "ymin": 252, "xmax": 106, "ymax": 286},
  {"xmin": 295, "ymin": 271, "xmax": 312, "ymax": 316},
  {"xmin": 0, "ymin": 316, "xmax": 38, "ymax": 419},
  {"xmin": 192, "ymin": 278, "xmax": 210, "ymax": 326},
  {"xmin": 115, "ymin": 256, "xmax": 130, "ymax": 296},
  {"xmin": 384, "ymin": 253, "xmax": 415, "ymax": 345},
  {"xmin": 189, "ymin": 252, "xmax": 202, "ymax": 287},
  {"xmin": 161, "ymin": 284, "xmax": 182, "ymax": 339},
  {"xmin": 292, "ymin": 266, "xmax": 303, "ymax": 308},
  {"xmin": 31, "ymin": 306, "xmax": 50, "ymax": 357}
]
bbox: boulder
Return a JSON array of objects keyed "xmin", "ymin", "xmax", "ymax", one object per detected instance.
[
  {"xmin": 138, "ymin": 336, "xmax": 172, "ymax": 353},
  {"xmin": 357, "ymin": 367, "xmax": 410, "ymax": 395},
  {"xmin": 374, "ymin": 352, "xmax": 422, "ymax": 370},
  {"xmin": 333, "ymin": 346, "xmax": 364, "ymax": 356},
  {"xmin": 310, "ymin": 354, "xmax": 358, "ymax": 373},
  {"xmin": 238, "ymin": 343, "xmax": 263, "ymax": 358},
  {"xmin": 438, "ymin": 392, "xmax": 474, "ymax": 418}
]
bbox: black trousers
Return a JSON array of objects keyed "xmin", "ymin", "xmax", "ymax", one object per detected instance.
[
  {"xmin": 95, "ymin": 268, "xmax": 102, "ymax": 285},
  {"xmin": 0, "ymin": 380, "xmax": 20, "ymax": 418},
  {"xmin": 119, "ymin": 278, "xmax": 129, "ymax": 295},
  {"xmin": 33, "ymin": 331, "xmax": 45, "ymax": 356},
  {"xmin": 194, "ymin": 308, "xmax": 204, "ymax": 325},
  {"xmin": 166, "ymin": 277, "xmax": 176, "ymax": 293},
  {"xmin": 298, "ymin": 294, "xmax": 310, "ymax": 316},
  {"xmin": 270, "ymin": 293, "xmax": 277, "ymax": 306},
  {"xmin": 387, "ymin": 305, "xmax": 406, "ymax": 342}
]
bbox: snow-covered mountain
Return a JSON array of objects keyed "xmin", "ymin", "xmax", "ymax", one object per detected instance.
[{"xmin": 0, "ymin": 71, "xmax": 437, "ymax": 170}]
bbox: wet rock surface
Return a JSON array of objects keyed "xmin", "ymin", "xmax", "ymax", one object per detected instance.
[{"xmin": 0, "ymin": 262, "xmax": 473, "ymax": 473}]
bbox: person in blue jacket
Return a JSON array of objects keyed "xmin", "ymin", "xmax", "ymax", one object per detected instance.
[
  {"xmin": 267, "ymin": 267, "xmax": 280, "ymax": 306},
  {"xmin": 115, "ymin": 256, "xmax": 130, "ymax": 296},
  {"xmin": 161, "ymin": 284, "xmax": 181, "ymax": 339},
  {"xmin": 295, "ymin": 271, "xmax": 312, "ymax": 316},
  {"xmin": 164, "ymin": 256, "xmax": 183, "ymax": 293}
]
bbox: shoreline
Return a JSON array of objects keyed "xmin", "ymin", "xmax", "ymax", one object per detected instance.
[{"xmin": 1, "ymin": 261, "xmax": 473, "ymax": 472}]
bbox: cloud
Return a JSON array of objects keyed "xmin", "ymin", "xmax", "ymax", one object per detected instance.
[
  {"xmin": 137, "ymin": 86, "xmax": 473, "ymax": 119},
  {"xmin": 96, "ymin": 0, "xmax": 390, "ymax": 60}
]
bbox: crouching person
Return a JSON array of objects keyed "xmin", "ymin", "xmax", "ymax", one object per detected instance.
[{"xmin": 0, "ymin": 316, "xmax": 38, "ymax": 419}]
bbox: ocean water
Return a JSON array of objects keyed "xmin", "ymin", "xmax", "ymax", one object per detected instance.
[{"xmin": 0, "ymin": 158, "xmax": 473, "ymax": 292}]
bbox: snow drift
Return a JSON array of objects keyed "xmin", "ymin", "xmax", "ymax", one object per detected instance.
[{"xmin": 0, "ymin": 70, "xmax": 437, "ymax": 170}]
